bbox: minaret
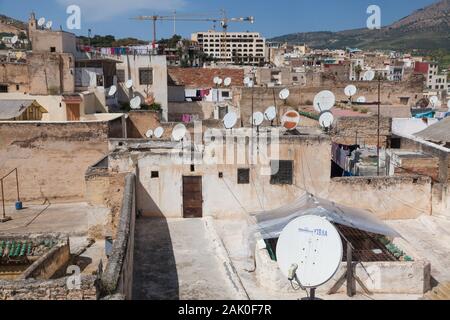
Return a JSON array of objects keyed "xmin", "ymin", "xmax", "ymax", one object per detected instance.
[{"xmin": 28, "ymin": 12, "xmax": 37, "ymax": 33}]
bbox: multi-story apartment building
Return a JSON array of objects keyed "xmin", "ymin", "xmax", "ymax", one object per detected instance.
[{"xmin": 192, "ymin": 30, "xmax": 266, "ymax": 66}]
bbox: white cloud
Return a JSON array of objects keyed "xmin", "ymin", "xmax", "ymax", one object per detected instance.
[{"xmin": 57, "ymin": 0, "xmax": 186, "ymax": 21}]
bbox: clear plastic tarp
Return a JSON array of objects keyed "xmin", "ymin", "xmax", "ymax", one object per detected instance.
[{"xmin": 247, "ymin": 193, "xmax": 400, "ymax": 241}]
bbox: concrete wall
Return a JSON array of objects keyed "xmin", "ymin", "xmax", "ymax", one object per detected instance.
[
  {"xmin": 21, "ymin": 244, "xmax": 70, "ymax": 280},
  {"xmin": 0, "ymin": 121, "xmax": 110, "ymax": 202},
  {"xmin": 168, "ymin": 101, "xmax": 215, "ymax": 122},
  {"xmin": 328, "ymin": 176, "xmax": 432, "ymax": 220},
  {"xmin": 31, "ymin": 30, "xmax": 77, "ymax": 55},
  {"xmin": 333, "ymin": 116, "xmax": 392, "ymax": 146}
]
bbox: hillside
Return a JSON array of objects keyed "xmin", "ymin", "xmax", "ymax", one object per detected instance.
[
  {"xmin": 0, "ymin": 14, "xmax": 27, "ymax": 35},
  {"xmin": 270, "ymin": 0, "xmax": 450, "ymax": 51}
]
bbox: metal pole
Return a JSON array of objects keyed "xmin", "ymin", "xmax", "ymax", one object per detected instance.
[
  {"xmin": 15, "ymin": 168, "xmax": 20, "ymax": 202},
  {"xmin": 346, "ymin": 241, "xmax": 354, "ymax": 297},
  {"xmin": 1, "ymin": 179, "xmax": 5, "ymax": 220},
  {"xmin": 377, "ymin": 78, "xmax": 381, "ymax": 177}
]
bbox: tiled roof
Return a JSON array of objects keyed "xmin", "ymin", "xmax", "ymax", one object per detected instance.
[{"xmin": 168, "ymin": 67, "xmax": 244, "ymax": 88}]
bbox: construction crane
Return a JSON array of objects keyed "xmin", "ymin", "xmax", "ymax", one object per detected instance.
[{"xmin": 131, "ymin": 10, "xmax": 255, "ymax": 60}]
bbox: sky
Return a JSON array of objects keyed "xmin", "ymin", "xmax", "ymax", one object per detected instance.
[{"xmin": 0, "ymin": 0, "xmax": 439, "ymax": 41}]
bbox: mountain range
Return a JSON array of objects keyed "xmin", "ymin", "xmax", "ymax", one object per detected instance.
[{"xmin": 269, "ymin": 0, "xmax": 450, "ymax": 51}]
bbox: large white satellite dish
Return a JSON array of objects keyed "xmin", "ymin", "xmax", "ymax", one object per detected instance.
[
  {"xmin": 154, "ymin": 127, "xmax": 164, "ymax": 139},
  {"xmin": 145, "ymin": 129, "xmax": 153, "ymax": 138},
  {"xmin": 344, "ymin": 85, "xmax": 357, "ymax": 97},
  {"xmin": 363, "ymin": 70, "xmax": 375, "ymax": 81},
  {"xmin": 244, "ymin": 76, "xmax": 251, "ymax": 85},
  {"xmin": 172, "ymin": 123, "xmax": 187, "ymax": 141},
  {"xmin": 319, "ymin": 111, "xmax": 334, "ymax": 129},
  {"xmin": 264, "ymin": 106, "xmax": 277, "ymax": 121},
  {"xmin": 11, "ymin": 35, "xmax": 18, "ymax": 44},
  {"xmin": 281, "ymin": 110, "xmax": 300, "ymax": 131},
  {"xmin": 223, "ymin": 112, "xmax": 238, "ymax": 129},
  {"xmin": 251, "ymin": 112, "xmax": 264, "ymax": 126},
  {"xmin": 276, "ymin": 215, "xmax": 343, "ymax": 289},
  {"xmin": 356, "ymin": 96, "xmax": 366, "ymax": 103},
  {"xmin": 130, "ymin": 96, "xmax": 141, "ymax": 109},
  {"xmin": 108, "ymin": 85, "xmax": 117, "ymax": 96},
  {"xmin": 37, "ymin": 17, "xmax": 46, "ymax": 27},
  {"xmin": 313, "ymin": 90, "xmax": 335, "ymax": 112},
  {"xmin": 125, "ymin": 79, "xmax": 133, "ymax": 89},
  {"xmin": 224, "ymin": 77, "xmax": 232, "ymax": 87},
  {"xmin": 279, "ymin": 88, "xmax": 290, "ymax": 100}
]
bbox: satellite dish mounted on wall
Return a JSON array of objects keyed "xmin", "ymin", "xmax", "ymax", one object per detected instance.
[
  {"xmin": 108, "ymin": 85, "xmax": 117, "ymax": 97},
  {"xmin": 145, "ymin": 129, "xmax": 153, "ymax": 138},
  {"xmin": 313, "ymin": 90, "xmax": 335, "ymax": 113},
  {"xmin": 264, "ymin": 106, "xmax": 277, "ymax": 126},
  {"xmin": 154, "ymin": 127, "xmax": 164, "ymax": 139},
  {"xmin": 276, "ymin": 215, "xmax": 343, "ymax": 300},
  {"xmin": 130, "ymin": 96, "xmax": 141, "ymax": 109},
  {"xmin": 125, "ymin": 79, "xmax": 133, "ymax": 89},
  {"xmin": 223, "ymin": 112, "xmax": 238, "ymax": 130},
  {"xmin": 281, "ymin": 110, "xmax": 300, "ymax": 133},
  {"xmin": 363, "ymin": 70, "xmax": 375, "ymax": 81},
  {"xmin": 224, "ymin": 77, "xmax": 232, "ymax": 87},
  {"xmin": 38, "ymin": 17, "xmax": 46, "ymax": 27},
  {"xmin": 172, "ymin": 123, "xmax": 187, "ymax": 142},
  {"xmin": 344, "ymin": 85, "xmax": 357, "ymax": 105},
  {"xmin": 279, "ymin": 88, "xmax": 290, "ymax": 101}
]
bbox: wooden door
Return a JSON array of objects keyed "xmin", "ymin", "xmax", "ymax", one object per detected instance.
[
  {"xmin": 182, "ymin": 176, "xmax": 203, "ymax": 218},
  {"xmin": 66, "ymin": 104, "xmax": 80, "ymax": 121}
]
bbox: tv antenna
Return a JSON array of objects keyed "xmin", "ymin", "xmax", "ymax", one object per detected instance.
[{"xmin": 276, "ymin": 215, "xmax": 343, "ymax": 300}]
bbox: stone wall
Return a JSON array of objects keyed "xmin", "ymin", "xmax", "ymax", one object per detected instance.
[
  {"xmin": 99, "ymin": 174, "xmax": 136, "ymax": 300},
  {"xmin": 329, "ymin": 176, "xmax": 432, "ymax": 220},
  {"xmin": 0, "ymin": 63, "xmax": 30, "ymax": 93},
  {"xmin": 126, "ymin": 110, "xmax": 161, "ymax": 139},
  {"xmin": 0, "ymin": 121, "xmax": 111, "ymax": 202},
  {"xmin": 332, "ymin": 116, "xmax": 392, "ymax": 146}
]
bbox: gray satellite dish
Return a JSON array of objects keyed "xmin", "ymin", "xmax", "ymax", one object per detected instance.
[
  {"xmin": 154, "ymin": 127, "xmax": 164, "ymax": 139},
  {"xmin": 251, "ymin": 112, "xmax": 264, "ymax": 126},
  {"xmin": 264, "ymin": 106, "xmax": 277, "ymax": 121},
  {"xmin": 108, "ymin": 85, "xmax": 117, "ymax": 96},
  {"xmin": 130, "ymin": 96, "xmax": 141, "ymax": 109},
  {"xmin": 319, "ymin": 111, "xmax": 334, "ymax": 129},
  {"xmin": 38, "ymin": 17, "xmax": 46, "ymax": 27},
  {"xmin": 125, "ymin": 79, "xmax": 133, "ymax": 89},
  {"xmin": 363, "ymin": 70, "xmax": 375, "ymax": 81},
  {"xmin": 172, "ymin": 123, "xmax": 187, "ymax": 141},
  {"xmin": 344, "ymin": 85, "xmax": 357, "ymax": 97},
  {"xmin": 276, "ymin": 215, "xmax": 343, "ymax": 293},
  {"xmin": 313, "ymin": 90, "xmax": 335, "ymax": 112},
  {"xmin": 223, "ymin": 112, "xmax": 238, "ymax": 129}
]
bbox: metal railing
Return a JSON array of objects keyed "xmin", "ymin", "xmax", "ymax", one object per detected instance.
[{"xmin": 1, "ymin": 168, "xmax": 20, "ymax": 222}]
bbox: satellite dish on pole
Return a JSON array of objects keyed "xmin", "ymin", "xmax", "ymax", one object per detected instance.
[
  {"xmin": 251, "ymin": 112, "xmax": 264, "ymax": 126},
  {"xmin": 145, "ymin": 129, "xmax": 153, "ymax": 138},
  {"xmin": 363, "ymin": 70, "xmax": 375, "ymax": 81},
  {"xmin": 224, "ymin": 77, "xmax": 232, "ymax": 87},
  {"xmin": 356, "ymin": 96, "xmax": 366, "ymax": 103},
  {"xmin": 264, "ymin": 106, "xmax": 277, "ymax": 121},
  {"xmin": 319, "ymin": 111, "xmax": 334, "ymax": 129},
  {"xmin": 154, "ymin": 127, "xmax": 164, "ymax": 139},
  {"xmin": 108, "ymin": 85, "xmax": 117, "ymax": 97},
  {"xmin": 344, "ymin": 85, "xmax": 357, "ymax": 97},
  {"xmin": 279, "ymin": 88, "xmax": 290, "ymax": 100},
  {"xmin": 11, "ymin": 36, "xmax": 18, "ymax": 44},
  {"xmin": 130, "ymin": 96, "xmax": 141, "ymax": 109},
  {"xmin": 281, "ymin": 110, "xmax": 300, "ymax": 130},
  {"xmin": 223, "ymin": 112, "xmax": 238, "ymax": 129},
  {"xmin": 172, "ymin": 123, "xmax": 187, "ymax": 141},
  {"xmin": 125, "ymin": 79, "xmax": 133, "ymax": 89},
  {"xmin": 38, "ymin": 17, "xmax": 46, "ymax": 27},
  {"xmin": 276, "ymin": 215, "xmax": 343, "ymax": 296},
  {"xmin": 45, "ymin": 21, "xmax": 53, "ymax": 29},
  {"xmin": 429, "ymin": 96, "xmax": 439, "ymax": 107},
  {"xmin": 313, "ymin": 91, "xmax": 335, "ymax": 113}
]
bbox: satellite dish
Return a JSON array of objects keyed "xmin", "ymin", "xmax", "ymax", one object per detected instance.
[
  {"xmin": 224, "ymin": 77, "xmax": 232, "ymax": 87},
  {"xmin": 45, "ymin": 21, "xmax": 53, "ymax": 29},
  {"xmin": 319, "ymin": 111, "xmax": 334, "ymax": 128},
  {"xmin": 247, "ymin": 80, "xmax": 254, "ymax": 88},
  {"xmin": 108, "ymin": 85, "xmax": 117, "ymax": 96},
  {"xmin": 313, "ymin": 90, "xmax": 335, "ymax": 112},
  {"xmin": 276, "ymin": 215, "xmax": 343, "ymax": 289},
  {"xmin": 279, "ymin": 88, "xmax": 290, "ymax": 100},
  {"xmin": 282, "ymin": 110, "xmax": 300, "ymax": 130},
  {"xmin": 363, "ymin": 70, "xmax": 375, "ymax": 81},
  {"xmin": 223, "ymin": 112, "xmax": 238, "ymax": 129},
  {"xmin": 130, "ymin": 96, "xmax": 141, "ymax": 109},
  {"xmin": 213, "ymin": 76, "xmax": 222, "ymax": 85},
  {"xmin": 154, "ymin": 127, "xmax": 164, "ymax": 139},
  {"xmin": 11, "ymin": 36, "xmax": 18, "ymax": 44},
  {"xmin": 145, "ymin": 129, "xmax": 153, "ymax": 138},
  {"xmin": 251, "ymin": 112, "xmax": 264, "ymax": 126},
  {"xmin": 429, "ymin": 96, "xmax": 439, "ymax": 107},
  {"xmin": 264, "ymin": 106, "xmax": 277, "ymax": 121},
  {"xmin": 38, "ymin": 17, "xmax": 46, "ymax": 27},
  {"xmin": 172, "ymin": 123, "xmax": 187, "ymax": 141},
  {"xmin": 344, "ymin": 85, "xmax": 357, "ymax": 97},
  {"xmin": 125, "ymin": 79, "xmax": 133, "ymax": 89},
  {"xmin": 356, "ymin": 96, "xmax": 366, "ymax": 103},
  {"xmin": 244, "ymin": 77, "xmax": 251, "ymax": 85}
]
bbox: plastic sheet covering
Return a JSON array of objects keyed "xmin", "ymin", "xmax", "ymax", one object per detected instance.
[{"xmin": 247, "ymin": 193, "xmax": 400, "ymax": 242}]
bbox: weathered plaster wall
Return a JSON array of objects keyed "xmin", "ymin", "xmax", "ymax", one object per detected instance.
[
  {"xmin": 332, "ymin": 116, "xmax": 392, "ymax": 146},
  {"xmin": 0, "ymin": 63, "xmax": 30, "ymax": 93},
  {"xmin": 0, "ymin": 122, "xmax": 110, "ymax": 202},
  {"xmin": 126, "ymin": 110, "xmax": 161, "ymax": 139}
]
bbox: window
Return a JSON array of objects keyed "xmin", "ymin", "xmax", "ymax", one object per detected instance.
[
  {"xmin": 151, "ymin": 171, "xmax": 159, "ymax": 178},
  {"xmin": 0, "ymin": 84, "xmax": 8, "ymax": 93},
  {"xmin": 270, "ymin": 160, "xmax": 293, "ymax": 185},
  {"xmin": 237, "ymin": 169, "xmax": 250, "ymax": 184},
  {"xmin": 190, "ymin": 165, "xmax": 195, "ymax": 172},
  {"xmin": 221, "ymin": 91, "xmax": 230, "ymax": 98},
  {"xmin": 50, "ymin": 47, "xmax": 56, "ymax": 52},
  {"xmin": 139, "ymin": 68, "xmax": 153, "ymax": 85},
  {"xmin": 116, "ymin": 70, "xmax": 125, "ymax": 83},
  {"xmin": 16, "ymin": 84, "xmax": 20, "ymax": 91}
]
